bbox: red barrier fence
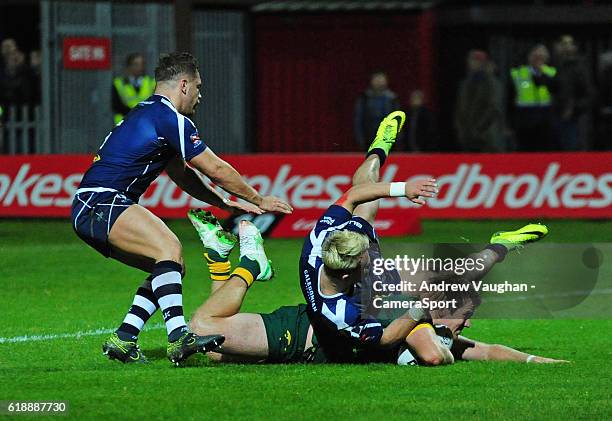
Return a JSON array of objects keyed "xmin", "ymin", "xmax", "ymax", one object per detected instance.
[{"xmin": 0, "ymin": 153, "xmax": 610, "ymax": 236}]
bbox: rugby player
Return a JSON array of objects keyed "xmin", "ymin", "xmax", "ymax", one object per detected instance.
[
  {"xmin": 185, "ymin": 111, "xmax": 564, "ymax": 365},
  {"xmin": 189, "ymin": 112, "xmax": 452, "ymax": 363},
  {"xmin": 294, "ymin": 111, "xmax": 553, "ymax": 364},
  {"xmin": 187, "ymin": 210, "xmax": 566, "ymax": 365},
  {"xmin": 188, "ymin": 111, "xmax": 561, "ymax": 366},
  {"xmin": 70, "ymin": 52, "xmax": 292, "ymax": 365},
  {"xmin": 297, "ymin": 110, "xmax": 442, "ymax": 363}
]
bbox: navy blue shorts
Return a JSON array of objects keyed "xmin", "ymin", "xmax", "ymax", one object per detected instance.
[{"xmin": 71, "ymin": 189, "xmax": 135, "ymax": 257}]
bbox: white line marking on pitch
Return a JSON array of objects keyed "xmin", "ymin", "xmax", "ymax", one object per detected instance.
[
  {"xmin": 0, "ymin": 323, "xmax": 165, "ymax": 344},
  {"xmin": 2, "ymin": 289, "xmax": 611, "ymax": 344}
]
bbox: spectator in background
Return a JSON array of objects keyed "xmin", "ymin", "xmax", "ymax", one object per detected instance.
[
  {"xmin": 112, "ymin": 53, "xmax": 155, "ymax": 125},
  {"xmin": 0, "ymin": 38, "xmax": 18, "ymax": 75},
  {"xmin": 353, "ymin": 71, "xmax": 401, "ymax": 150},
  {"xmin": 402, "ymin": 89, "xmax": 437, "ymax": 152},
  {"xmin": 0, "ymin": 38, "xmax": 19, "ymax": 106},
  {"xmin": 509, "ymin": 44, "xmax": 557, "ymax": 151},
  {"xmin": 29, "ymin": 50, "xmax": 42, "ymax": 105},
  {"xmin": 454, "ymin": 50, "xmax": 504, "ymax": 152},
  {"xmin": 1, "ymin": 38, "xmax": 17, "ymax": 54},
  {"xmin": 551, "ymin": 35, "xmax": 593, "ymax": 151},
  {"xmin": 596, "ymin": 51, "xmax": 612, "ymax": 151},
  {"xmin": 0, "ymin": 48, "xmax": 32, "ymax": 107}
]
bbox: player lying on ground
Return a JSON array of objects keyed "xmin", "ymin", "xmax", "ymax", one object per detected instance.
[
  {"xmin": 295, "ymin": 111, "xmax": 566, "ymax": 364},
  {"xmin": 70, "ymin": 52, "xmax": 292, "ymax": 365},
  {"xmin": 188, "ymin": 112, "xmax": 437, "ymax": 363},
  {"xmin": 190, "ymin": 111, "xmax": 565, "ymax": 365},
  {"xmin": 301, "ymin": 112, "xmax": 568, "ymax": 364},
  {"xmin": 187, "ymin": 211, "xmax": 566, "ymax": 365}
]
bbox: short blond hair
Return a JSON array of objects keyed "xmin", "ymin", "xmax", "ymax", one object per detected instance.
[{"xmin": 321, "ymin": 230, "xmax": 369, "ymax": 271}]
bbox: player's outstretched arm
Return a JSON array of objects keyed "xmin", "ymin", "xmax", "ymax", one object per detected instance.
[
  {"xmin": 337, "ymin": 178, "xmax": 438, "ymax": 214},
  {"xmin": 456, "ymin": 337, "xmax": 569, "ymax": 363},
  {"xmin": 379, "ymin": 307, "xmax": 428, "ymax": 348},
  {"xmin": 166, "ymin": 156, "xmax": 263, "ymax": 214},
  {"xmin": 189, "ymin": 149, "xmax": 293, "ymax": 214}
]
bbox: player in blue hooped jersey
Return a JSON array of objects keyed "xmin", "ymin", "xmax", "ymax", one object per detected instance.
[
  {"xmin": 299, "ymin": 111, "xmax": 440, "ymax": 363},
  {"xmin": 71, "ymin": 52, "xmax": 292, "ymax": 365}
]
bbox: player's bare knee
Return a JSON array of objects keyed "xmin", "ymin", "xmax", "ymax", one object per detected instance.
[
  {"xmin": 155, "ymin": 237, "xmax": 183, "ymax": 264},
  {"xmin": 168, "ymin": 240, "xmax": 183, "ymax": 261}
]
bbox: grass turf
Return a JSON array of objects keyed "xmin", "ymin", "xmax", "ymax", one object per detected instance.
[{"xmin": 1, "ymin": 219, "xmax": 611, "ymax": 419}]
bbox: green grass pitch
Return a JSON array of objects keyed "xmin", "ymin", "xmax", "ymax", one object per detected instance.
[{"xmin": 1, "ymin": 218, "xmax": 611, "ymax": 419}]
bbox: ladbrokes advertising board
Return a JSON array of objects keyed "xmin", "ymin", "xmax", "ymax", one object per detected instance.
[{"xmin": 0, "ymin": 153, "xmax": 610, "ymax": 236}]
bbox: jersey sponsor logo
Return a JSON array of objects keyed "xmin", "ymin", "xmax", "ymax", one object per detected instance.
[
  {"xmin": 190, "ymin": 133, "xmax": 202, "ymax": 148},
  {"xmin": 302, "ymin": 269, "xmax": 318, "ymax": 312},
  {"xmin": 321, "ymin": 216, "xmax": 335, "ymax": 225},
  {"xmin": 348, "ymin": 220, "xmax": 363, "ymax": 229},
  {"xmin": 293, "ymin": 218, "xmax": 393, "ymax": 232}
]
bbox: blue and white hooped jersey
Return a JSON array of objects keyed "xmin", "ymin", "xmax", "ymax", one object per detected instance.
[
  {"xmin": 78, "ymin": 94, "xmax": 207, "ymax": 201},
  {"xmin": 299, "ymin": 204, "xmax": 383, "ymax": 359}
]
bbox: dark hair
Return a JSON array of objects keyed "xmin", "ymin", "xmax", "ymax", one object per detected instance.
[
  {"xmin": 126, "ymin": 53, "xmax": 144, "ymax": 67},
  {"xmin": 154, "ymin": 52, "xmax": 199, "ymax": 82}
]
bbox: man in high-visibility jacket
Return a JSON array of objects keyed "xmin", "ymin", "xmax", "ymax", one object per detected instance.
[
  {"xmin": 112, "ymin": 53, "xmax": 156, "ymax": 125},
  {"xmin": 509, "ymin": 44, "xmax": 557, "ymax": 151}
]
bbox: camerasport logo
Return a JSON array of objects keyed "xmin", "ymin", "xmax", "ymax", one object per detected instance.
[{"xmin": 0, "ymin": 153, "xmax": 610, "ymax": 219}]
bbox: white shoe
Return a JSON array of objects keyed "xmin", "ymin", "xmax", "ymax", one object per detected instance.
[{"xmin": 238, "ymin": 220, "xmax": 273, "ymax": 281}]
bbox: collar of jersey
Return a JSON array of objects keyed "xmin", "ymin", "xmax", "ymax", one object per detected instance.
[{"xmin": 152, "ymin": 93, "xmax": 172, "ymax": 102}]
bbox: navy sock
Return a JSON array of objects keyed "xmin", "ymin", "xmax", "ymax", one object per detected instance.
[
  {"xmin": 366, "ymin": 148, "xmax": 386, "ymax": 166},
  {"xmin": 486, "ymin": 244, "xmax": 508, "ymax": 262}
]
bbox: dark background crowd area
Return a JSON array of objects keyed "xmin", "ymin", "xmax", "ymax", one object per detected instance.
[
  {"xmin": 1, "ymin": 1, "xmax": 611, "ymax": 153},
  {"xmin": 0, "ymin": 38, "xmax": 42, "ymax": 109},
  {"xmin": 348, "ymin": 30, "xmax": 611, "ymax": 152},
  {"xmin": 0, "ymin": 5, "xmax": 41, "ymax": 110}
]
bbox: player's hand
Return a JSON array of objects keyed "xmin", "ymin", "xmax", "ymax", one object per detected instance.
[
  {"xmin": 405, "ymin": 178, "xmax": 438, "ymax": 206},
  {"xmin": 224, "ymin": 199, "xmax": 264, "ymax": 215},
  {"xmin": 259, "ymin": 196, "xmax": 293, "ymax": 214}
]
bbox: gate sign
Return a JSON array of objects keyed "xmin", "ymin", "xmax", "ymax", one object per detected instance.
[{"xmin": 63, "ymin": 37, "xmax": 111, "ymax": 70}]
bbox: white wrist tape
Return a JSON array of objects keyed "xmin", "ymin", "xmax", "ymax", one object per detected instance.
[
  {"xmin": 526, "ymin": 355, "xmax": 536, "ymax": 363},
  {"xmin": 389, "ymin": 182, "xmax": 406, "ymax": 197}
]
